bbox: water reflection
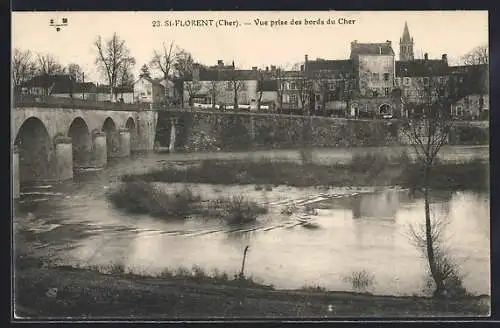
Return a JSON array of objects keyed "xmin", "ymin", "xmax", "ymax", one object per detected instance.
[{"xmin": 15, "ymin": 183, "xmax": 490, "ymax": 297}]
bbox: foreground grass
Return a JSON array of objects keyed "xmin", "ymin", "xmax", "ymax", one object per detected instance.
[
  {"xmin": 122, "ymin": 154, "xmax": 489, "ymax": 191},
  {"xmin": 14, "ymin": 259, "xmax": 489, "ymax": 319}
]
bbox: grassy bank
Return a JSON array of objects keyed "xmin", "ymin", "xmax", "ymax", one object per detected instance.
[
  {"xmin": 106, "ymin": 180, "xmax": 268, "ymax": 224},
  {"xmin": 122, "ymin": 154, "xmax": 489, "ymax": 191},
  {"xmin": 14, "ymin": 258, "xmax": 489, "ymax": 318}
]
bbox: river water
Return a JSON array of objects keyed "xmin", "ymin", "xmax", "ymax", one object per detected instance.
[{"xmin": 14, "ymin": 177, "xmax": 490, "ymax": 297}]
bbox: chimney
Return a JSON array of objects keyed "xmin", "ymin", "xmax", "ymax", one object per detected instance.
[
  {"xmin": 386, "ymin": 40, "xmax": 391, "ymax": 47},
  {"xmin": 271, "ymin": 65, "xmax": 276, "ymax": 71},
  {"xmin": 442, "ymin": 54, "xmax": 448, "ymax": 63},
  {"xmin": 305, "ymin": 54, "xmax": 308, "ymax": 63},
  {"xmin": 252, "ymin": 66, "xmax": 257, "ymax": 71},
  {"xmin": 217, "ymin": 60, "xmax": 224, "ymax": 67},
  {"xmin": 424, "ymin": 53, "xmax": 428, "ymax": 60},
  {"xmin": 266, "ymin": 66, "xmax": 269, "ymax": 72}
]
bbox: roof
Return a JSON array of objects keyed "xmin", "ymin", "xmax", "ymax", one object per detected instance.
[
  {"xmin": 95, "ymin": 85, "xmax": 134, "ymax": 94},
  {"xmin": 190, "ymin": 67, "xmax": 259, "ymax": 81},
  {"xmin": 395, "ymin": 59, "xmax": 449, "ymax": 77},
  {"xmin": 402, "ymin": 22, "xmax": 411, "ymax": 41},
  {"xmin": 52, "ymin": 81, "xmax": 97, "ymax": 94},
  {"xmin": 136, "ymin": 75, "xmax": 165, "ymax": 86},
  {"xmin": 350, "ymin": 41, "xmax": 395, "ymax": 56},
  {"xmin": 257, "ymin": 80, "xmax": 278, "ymax": 92},
  {"xmin": 23, "ymin": 74, "xmax": 74, "ymax": 89},
  {"xmin": 305, "ymin": 59, "xmax": 353, "ymax": 76},
  {"xmin": 451, "ymin": 64, "xmax": 489, "ymax": 95}
]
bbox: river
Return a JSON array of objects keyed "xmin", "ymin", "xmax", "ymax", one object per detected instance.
[{"xmin": 14, "ymin": 176, "xmax": 490, "ymax": 297}]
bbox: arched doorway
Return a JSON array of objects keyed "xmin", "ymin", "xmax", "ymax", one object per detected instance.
[
  {"xmin": 125, "ymin": 117, "xmax": 137, "ymax": 152},
  {"xmin": 14, "ymin": 117, "xmax": 53, "ymax": 185},
  {"xmin": 102, "ymin": 117, "xmax": 119, "ymax": 160},
  {"xmin": 68, "ymin": 117, "xmax": 92, "ymax": 169},
  {"xmin": 379, "ymin": 103, "xmax": 393, "ymax": 118}
]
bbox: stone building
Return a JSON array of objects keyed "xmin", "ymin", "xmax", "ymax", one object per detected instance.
[
  {"xmin": 304, "ymin": 55, "xmax": 356, "ymax": 116},
  {"xmin": 183, "ymin": 60, "xmax": 259, "ymax": 109},
  {"xmin": 395, "ymin": 53, "xmax": 450, "ymax": 117},
  {"xmin": 349, "ymin": 40, "xmax": 398, "ymax": 118}
]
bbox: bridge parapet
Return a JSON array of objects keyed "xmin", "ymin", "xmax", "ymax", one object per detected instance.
[{"xmin": 14, "ymin": 95, "xmax": 151, "ymax": 112}]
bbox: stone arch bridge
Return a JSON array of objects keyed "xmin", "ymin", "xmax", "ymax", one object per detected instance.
[{"xmin": 12, "ymin": 106, "xmax": 158, "ymax": 198}]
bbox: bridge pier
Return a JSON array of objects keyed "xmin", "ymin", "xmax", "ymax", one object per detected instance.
[
  {"xmin": 91, "ymin": 132, "xmax": 108, "ymax": 168},
  {"xmin": 12, "ymin": 146, "xmax": 20, "ymax": 199},
  {"xmin": 117, "ymin": 129, "xmax": 131, "ymax": 157},
  {"xmin": 169, "ymin": 118, "xmax": 177, "ymax": 153},
  {"xmin": 54, "ymin": 138, "xmax": 74, "ymax": 181}
]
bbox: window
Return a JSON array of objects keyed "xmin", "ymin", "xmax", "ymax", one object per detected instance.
[
  {"xmin": 396, "ymin": 77, "xmax": 402, "ymax": 86},
  {"xmin": 403, "ymin": 77, "xmax": 411, "ymax": 86},
  {"xmin": 315, "ymin": 94, "xmax": 321, "ymax": 101},
  {"xmin": 147, "ymin": 89, "xmax": 152, "ymax": 96},
  {"xmin": 328, "ymin": 83, "xmax": 335, "ymax": 90},
  {"xmin": 423, "ymin": 77, "xmax": 429, "ymax": 86},
  {"xmin": 383, "ymin": 73, "xmax": 390, "ymax": 81},
  {"xmin": 456, "ymin": 106, "xmax": 463, "ymax": 116},
  {"xmin": 290, "ymin": 82, "xmax": 296, "ymax": 90},
  {"xmin": 384, "ymin": 88, "xmax": 390, "ymax": 96},
  {"xmin": 372, "ymin": 73, "xmax": 379, "ymax": 81},
  {"xmin": 372, "ymin": 88, "xmax": 379, "ymax": 97},
  {"xmin": 226, "ymin": 82, "xmax": 233, "ymax": 90},
  {"xmin": 290, "ymin": 94, "xmax": 297, "ymax": 103},
  {"xmin": 438, "ymin": 77, "xmax": 445, "ymax": 84}
]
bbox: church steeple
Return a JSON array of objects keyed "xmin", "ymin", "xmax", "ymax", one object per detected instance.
[{"xmin": 399, "ymin": 21, "xmax": 414, "ymax": 61}]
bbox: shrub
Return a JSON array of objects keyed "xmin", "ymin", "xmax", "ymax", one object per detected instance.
[
  {"xmin": 107, "ymin": 180, "xmax": 200, "ymax": 218},
  {"xmin": 342, "ymin": 270, "xmax": 375, "ymax": 293},
  {"xmin": 300, "ymin": 284, "xmax": 327, "ymax": 292},
  {"xmin": 219, "ymin": 195, "xmax": 268, "ymax": 225}
]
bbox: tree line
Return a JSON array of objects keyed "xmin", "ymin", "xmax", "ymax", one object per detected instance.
[{"xmin": 12, "ymin": 33, "xmax": 488, "ymax": 108}]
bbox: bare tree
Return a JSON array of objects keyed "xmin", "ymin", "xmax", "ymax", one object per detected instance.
[
  {"xmin": 400, "ymin": 76, "xmax": 462, "ymax": 297},
  {"xmin": 67, "ymin": 63, "xmax": 84, "ymax": 82},
  {"xmin": 229, "ymin": 72, "xmax": 244, "ymax": 110},
  {"xmin": 117, "ymin": 57, "xmax": 136, "ymax": 101},
  {"xmin": 256, "ymin": 70, "xmax": 265, "ymax": 111},
  {"xmin": 173, "ymin": 49, "xmax": 198, "ymax": 108},
  {"xmin": 273, "ymin": 67, "xmax": 286, "ymax": 113},
  {"xmin": 151, "ymin": 41, "xmax": 176, "ymax": 105},
  {"xmin": 184, "ymin": 81, "xmax": 202, "ymax": 108},
  {"xmin": 35, "ymin": 53, "xmax": 65, "ymax": 95},
  {"xmin": 296, "ymin": 75, "xmax": 312, "ymax": 116},
  {"xmin": 460, "ymin": 45, "xmax": 489, "ymax": 116},
  {"xmin": 12, "ymin": 49, "xmax": 37, "ymax": 90},
  {"xmin": 208, "ymin": 80, "xmax": 220, "ymax": 109},
  {"xmin": 461, "ymin": 44, "xmax": 488, "ymax": 65},
  {"xmin": 37, "ymin": 53, "xmax": 64, "ymax": 76},
  {"xmin": 94, "ymin": 33, "xmax": 134, "ymax": 102}
]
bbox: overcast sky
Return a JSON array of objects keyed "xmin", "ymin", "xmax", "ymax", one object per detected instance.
[{"xmin": 12, "ymin": 11, "xmax": 488, "ymax": 83}]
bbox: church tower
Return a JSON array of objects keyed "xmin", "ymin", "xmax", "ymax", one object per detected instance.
[{"xmin": 399, "ymin": 21, "xmax": 414, "ymax": 61}]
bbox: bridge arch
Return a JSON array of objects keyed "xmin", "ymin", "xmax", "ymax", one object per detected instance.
[
  {"xmin": 14, "ymin": 117, "xmax": 53, "ymax": 185},
  {"xmin": 102, "ymin": 117, "xmax": 119, "ymax": 159},
  {"xmin": 68, "ymin": 117, "xmax": 92, "ymax": 169},
  {"xmin": 125, "ymin": 117, "xmax": 138, "ymax": 151}
]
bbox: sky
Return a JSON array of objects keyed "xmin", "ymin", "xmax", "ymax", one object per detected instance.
[{"xmin": 12, "ymin": 11, "xmax": 488, "ymax": 83}]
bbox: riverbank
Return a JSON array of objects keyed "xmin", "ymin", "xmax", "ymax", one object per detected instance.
[
  {"xmin": 15, "ymin": 258, "xmax": 489, "ymax": 319},
  {"xmin": 122, "ymin": 154, "xmax": 489, "ymax": 191}
]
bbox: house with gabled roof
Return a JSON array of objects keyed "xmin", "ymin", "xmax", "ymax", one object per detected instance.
[
  {"xmin": 183, "ymin": 60, "xmax": 260, "ymax": 109},
  {"xmin": 133, "ymin": 74, "xmax": 166, "ymax": 105}
]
